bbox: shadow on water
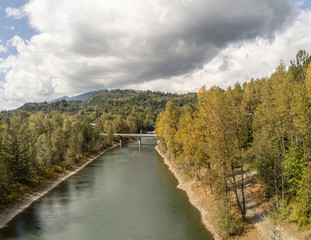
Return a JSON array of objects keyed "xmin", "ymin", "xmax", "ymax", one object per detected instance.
[{"xmin": 0, "ymin": 198, "xmax": 85, "ymax": 239}]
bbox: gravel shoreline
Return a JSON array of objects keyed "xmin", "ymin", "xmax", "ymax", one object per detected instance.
[
  {"xmin": 0, "ymin": 145, "xmax": 117, "ymax": 229},
  {"xmin": 155, "ymin": 146, "xmax": 221, "ymax": 240}
]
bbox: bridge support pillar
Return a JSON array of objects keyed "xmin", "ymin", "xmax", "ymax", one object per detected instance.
[
  {"xmin": 119, "ymin": 139, "xmax": 122, "ymax": 148},
  {"xmin": 139, "ymin": 137, "xmax": 141, "ymax": 149}
]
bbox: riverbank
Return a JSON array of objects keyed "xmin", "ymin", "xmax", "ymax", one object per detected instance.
[
  {"xmin": 0, "ymin": 144, "xmax": 117, "ymax": 229},
  {"xmin": 155, "ymin": 146, "xmax": 222, "ymax": 240},
  {"xmin": 155, "ymin": 146, "xmax": 310, "ymax": 240}
]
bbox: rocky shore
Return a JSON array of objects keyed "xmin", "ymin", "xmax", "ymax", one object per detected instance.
[{"xmin": 155, "ymin": 146, "xmax": 222, "ymax": 240}]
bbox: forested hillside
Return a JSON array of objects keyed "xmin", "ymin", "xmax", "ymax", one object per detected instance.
[
  {"xmin": 0, "ymin": 90, "xmax": 196, "ymax": 208},
  {"xmin": 2, "ymin": 90, "xmax": 196, "ymax": 131},
  {"xmin": 156, "ymin": 50, "xmax": 311, "ymax": 238}
]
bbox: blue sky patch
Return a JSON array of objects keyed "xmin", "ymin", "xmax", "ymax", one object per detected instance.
[
  {"xmin": 233, "ymin": 43, "xmax": 244, "ymax": 49},
  {"xmin": 293, "ymin": 0, "xmax": 311, "ymax": 9},
  {"xmin": 0, "ymin": 0, "xmax": 36, "ymax": 59}
]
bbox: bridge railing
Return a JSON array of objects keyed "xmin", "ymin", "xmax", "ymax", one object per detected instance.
[{"xmin": 100, "ymin": 133, "xmax": 156, "ymax": 148}]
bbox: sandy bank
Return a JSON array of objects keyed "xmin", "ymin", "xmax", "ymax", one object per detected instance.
[
  {"xmin": 0, "ymin": 145, "xmax": 117, "ymax": 229},
  {"xmin": 155, "ymin": 146, "xmax": 222, "ymax": 240},
  {"xmin": 156, "ymin": 146, "xmax": 309, "ymax": 240}
]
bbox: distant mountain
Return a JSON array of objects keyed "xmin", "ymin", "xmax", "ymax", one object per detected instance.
[
  {"xmin": 1, "ymin": 89, "xmax": 196, "ymax": 118},
  {"xmin": 49, "ymin": 89, "xmax": 108, "ymax": 103},
  {"xmin": 48, "ymin": 96, "xmax": 71, "ymax": 103}
]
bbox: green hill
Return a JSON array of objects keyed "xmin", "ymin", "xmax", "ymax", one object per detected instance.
[{"xmin": 1, "ymin": 89, "xmax": 197, "ymax": 130}]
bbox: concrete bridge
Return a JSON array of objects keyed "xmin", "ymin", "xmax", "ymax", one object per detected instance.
[{"xmin": 101, "ymin": 133, "xmax": 156, "ymax": 148}]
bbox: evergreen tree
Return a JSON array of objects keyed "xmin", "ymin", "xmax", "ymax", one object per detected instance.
[{"xmin": 2, "ymin": 113, "xmax": 34, "ymax": 183}]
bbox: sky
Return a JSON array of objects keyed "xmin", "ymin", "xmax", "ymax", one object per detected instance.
[{"xmin": 0, "ymin": 0, "xmax": 311, "ymax": 110}]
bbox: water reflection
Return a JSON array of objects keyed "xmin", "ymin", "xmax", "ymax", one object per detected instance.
[{"xmin": 0, "ymin": 138, "xmax": 213, "ymax": 240}]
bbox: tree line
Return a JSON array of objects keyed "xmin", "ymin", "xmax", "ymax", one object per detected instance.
[
  {"xmin": 0, "ymin": 90, "xmax": 196, "ymax": 209},
  {"xmin": 156, "ymin": 50, "xmax": 311, "ymax": 238},
  {"xmin": 0, "ymin": 112, "xmax": 106, "ymax": 207},
  {"xmin": 2, "ymin": 89, "xmax": 197, "ymax": 131}
]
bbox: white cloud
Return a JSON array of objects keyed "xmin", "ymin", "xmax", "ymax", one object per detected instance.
[
  {"xmin": 197, "ymin": 9, "xmax": 311, "ymax": 90},
  {"xmin": 129, "ymin": 9, "xmax": 311, "ymax": 93},
  {"xmin": 0, "ymin": 45, "xmax": 7, "ymax": 53},
  {"xmin": 5, "ymin": 7, "xmax": 27, "ymax": 19},
  {"xmin": 1, "ymin": 35, "xmax": 57, "ymax": 104},
  {"xmin": 1, "ymin": 0, "xmax": 309, "ymax": 110}
]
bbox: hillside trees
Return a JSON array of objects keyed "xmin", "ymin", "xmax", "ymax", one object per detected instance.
[
  {"xmin": 35, "ymin": 134, "xmax": 52, "ymax": 172},
  {"xmin": 2, "ymin": 112, "xmax": 34, "ymax": 183},
  {"xmin": 158, "ymin": 101, "xmax": 181, "ymax": 159},
  {"xmin": 157, "ymin": 86, "xmax": 249, "ymax": 235},
  {"xmin": 199, "ymin": 85, "xmax": 247, "ymax": 221},
  {"xmin": 253, "ymin": 63, "xmax": 293, "ymax": 205},
  {"xmin": 295, "ymin": 165, "xmax": 311, "ymax": 226},
  {"xmin": 290, "ymin": 49, "xmax": 311, "ymax": 83},
  {"xmin": 174, "ymin": 104, "xmax": 201, "ymax": 173},
  {"xmin": 0, "ymin": 89, "xmax": 196, "ymax": 207},
  {"xmin": 156, "ymin": 51, "xmax": 311, "ymax": 232},
  {"xmin": 0, "ymin": 118, "xmax": 8, "ymax": 187},
  {"xmin": 2, "ymin": 90, "xmax": 197, "ymax": 132},
  {"xmin": 294, "ymin": 62, "xmax": 311, "ymax": 227},
  {"xmin": 0, "ymin": 112, "xmax": 110, "ymax": 206}
]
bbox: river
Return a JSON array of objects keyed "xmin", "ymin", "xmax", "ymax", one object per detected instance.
[{"xmin": 0, "ymin": 138, "xmax": 214, "ymax": 240}]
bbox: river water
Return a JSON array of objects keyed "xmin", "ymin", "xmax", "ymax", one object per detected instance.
[{"xmin": 0, "ymin": 138, "xmax": 213, "ymax": 240}]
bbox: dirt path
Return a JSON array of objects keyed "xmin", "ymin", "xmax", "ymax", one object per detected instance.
[
  {"xmin": 156, "ymin": 146, "xmax": 306, "ymax": 240},
  {"xmin": 243, "ymin": 171, "xmax": 299, "ymax": 240}
]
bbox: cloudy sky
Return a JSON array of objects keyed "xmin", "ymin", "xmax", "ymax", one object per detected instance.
[{"xmin": 0, "ymin": 0, "xmax": 311, "ymax": 110}]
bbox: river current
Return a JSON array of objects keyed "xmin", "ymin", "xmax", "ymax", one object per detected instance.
[{"xmin": 0, "ymin": 138, "xmax": 213, "ymax": 240}]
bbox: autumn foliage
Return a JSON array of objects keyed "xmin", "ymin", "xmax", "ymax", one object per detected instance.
[{"xmin": 156, "ymin": 50, "xmax": 311, "ymax": 236}]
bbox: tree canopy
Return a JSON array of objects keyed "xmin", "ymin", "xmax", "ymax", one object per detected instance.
[{"xmin": 156, "ymin": 50, "xmax": 311, "ymax": 236}]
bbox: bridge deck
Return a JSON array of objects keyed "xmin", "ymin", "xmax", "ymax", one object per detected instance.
[{"xmin": 101, "ymin": 133, "xmax": 156, "ymax": 137}]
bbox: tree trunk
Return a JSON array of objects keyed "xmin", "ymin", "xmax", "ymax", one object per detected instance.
[
  {"xmin": 230, "ymin": 159, "xmax": 246, "ymax": 219},
  {"xmin": 240, "ymin": 160, "xmax": 246, "ymax": 219}
]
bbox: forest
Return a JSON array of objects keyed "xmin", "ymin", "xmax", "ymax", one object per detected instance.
[
  {"xmin": 0, "ymin": 90, "xmax": 196, "ymax": 208},
  {"xmin": 1, "ymin": 49, "xmax": 311, "ymax": 238},
  {"xmin": 156, "ymin": 50, "xmax": 311, "ymax": 238}
]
